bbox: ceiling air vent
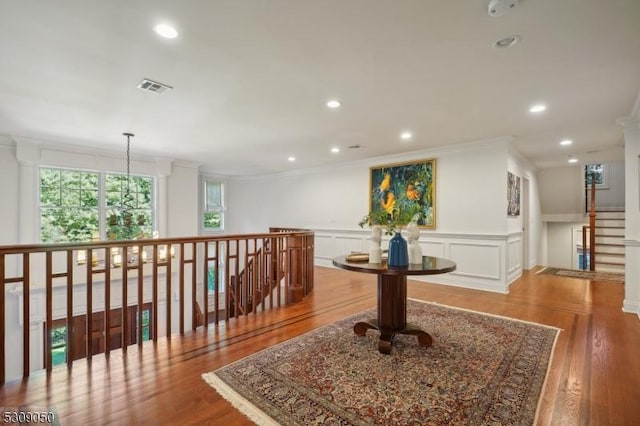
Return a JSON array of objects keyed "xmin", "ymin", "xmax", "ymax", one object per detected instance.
[{"xmin": 136, "ymin": 78, "xmax": 173, "ymax": 94}]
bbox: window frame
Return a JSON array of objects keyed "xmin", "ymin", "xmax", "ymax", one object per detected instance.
[
  {"xmin": 200, "ymin": 176, "xmax": 226, "ymax": 233},
  {"xmin": 585, "ymin": 163, "xmax": 609, "ymax": 189},
  {"xmin": 38, "ymin": 166, "xmax": 156, "ymax": 243}
]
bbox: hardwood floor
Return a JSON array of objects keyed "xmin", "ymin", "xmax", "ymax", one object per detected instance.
[{"xmin": 1, "ymin": 266, "xmax": 639, "ymax": 425}]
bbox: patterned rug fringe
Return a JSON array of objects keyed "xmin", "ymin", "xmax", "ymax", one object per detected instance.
[{"xmin": 202, "ymin": 371, "xmax": 278, "ymax": 426}]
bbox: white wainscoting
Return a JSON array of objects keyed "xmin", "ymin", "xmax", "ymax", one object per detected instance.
[
  {"xmin": 312, "ymin": 228, "xmax": 521, "ymax": 294},
  {"xmin": 623, "ymin": 240, "xmax": 640, "ymax": 318},
  {"xmin": 506, "ymin": 233, "xmax": 523, "ymax": 286}
]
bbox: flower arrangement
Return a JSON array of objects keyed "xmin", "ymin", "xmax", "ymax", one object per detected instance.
[{"xmin": 359, "ymin": 210, "xmax": 422, "ymax": 236}]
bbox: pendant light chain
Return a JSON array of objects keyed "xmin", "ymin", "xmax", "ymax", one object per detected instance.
[
  {"xmin": 122, "ymin": 132, "xmax": 135, "ymax": 239},
  {"xmin": 126, "ymin": 134, "xmax": 131, "ymax": 199}
]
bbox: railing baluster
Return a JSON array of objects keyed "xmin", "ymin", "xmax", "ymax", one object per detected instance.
[
  {"xmin": 152, "ymin": 244, "xmax": 158, "ymax": 341},
  {"xmin": 45, "ymin": 252, "xmax": 53, "ymax": 372},
  {"xmin": 122, "ymin": 247, "xmax": 128, "ymax": 349},
  {"xmin": 252, "ymin": 239, "xmax": 258, "ymax": 314},
  {"xmin": 137, "ymin": 244, "xmax": 143, "ymax": 345},
  {"xmin": 214, "ymin": 241, "xmax": 219, "ymax": 325},
  {"xmin": 224, "ymin": 240, "xmax": 236, "ymax": 320},
  {"xmin": 179, "ymin": 243, "xmax": 185, "ymax": 334},
  {"xmin": 104, "ymin": 247, "xmax": 111, "ymax": 355},
  {"xmin": 22, "ymin": 253, "xmax": 30, "ymax": 378},
  {"xmin": 191, "ymin": 242, "xmax": 197, "ymax": 330},
  {"xmin": 87, "ymin": 249, "xmax": 93, "ymax": 359},
  {"xmin": 66, "ymin": 250, "xmax": 73, "ymax": 367},
  {"xmin": 236, "ymin": 240, "xmax": 241, "ymax": 315},
  {"xmin": 0, "ymin": 253, "xmax": 4, "ymax": 384},
  {"xmin": 203, "ymin": 242, "xmax": 209, "ymax": 327},
  {"xmin": 275, "ymin": 237, "xmax": 281, "ymax": 307},
  {"xmin": 166, "ymin": 244, "xmax": 172, "ymax": 339}
]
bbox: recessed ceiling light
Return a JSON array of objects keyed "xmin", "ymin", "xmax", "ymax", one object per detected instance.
[
  {"xmin": 568, "ymin": 157, "xmax": 578, "ymax": 164},
  {"xmin": 288, "ymin": 156, "xmax": 296, "ymax": 162},
  {"xmin": 330, "ymin": 147, "xmax": 340, "ymax": 153},
  {"xmin": 400, "ymin": 131, "xmax": 413, "ymax": 140},
  {"xmin": 560, "ymin": 139, "xmax": 572, "ymax": 146},
  {"xmin": 493, "ymin": 35, "xmax": 520, "ymax": 49},
  {"xmin": 326, "ymin": 100, "xmax": 342, "ymax": 109},
  {"xmin": 529, "ymin": 104, "xmax": 547, "ymax": 113},
  {"xmin": 154, "ymin": 24, "xmax": 178, "ymax": 39}
]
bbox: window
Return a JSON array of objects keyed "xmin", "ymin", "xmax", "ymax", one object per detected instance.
[
  {"xmin": 50, "ymin": 324, "xmax": 68, "ymax": 366},
  {"xmin": 585, "ymin": 164, "xmax": 608, "ymax": 188},
  {"xmin": 40, "ymin": 168, "xmax": 99, "ymax": 242},
  {"xmin": 40, "ymin": 167, "xmax": 154, "ymax": 243},
  {"xmin": 105, "ymin": 173, "xmax": 153, "ymax": 240},
  {"xmin": 203, "ymin": 179, "xmax": 224, "ymax": 231}
]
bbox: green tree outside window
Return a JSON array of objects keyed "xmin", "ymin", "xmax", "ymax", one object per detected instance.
[{"xmin": 40, "ymin": 167, "xmax": 154, "ymax": 243}]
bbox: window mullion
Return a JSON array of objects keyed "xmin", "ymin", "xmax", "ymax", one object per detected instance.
[{"xmin": 98, "ymin": 172, "xmax": 106, "ymax": 240}]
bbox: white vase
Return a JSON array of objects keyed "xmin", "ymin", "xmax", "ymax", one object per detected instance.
[
  {"xmin": 369, "ymin": 225, "xmax": 383, "ymax": 263},
  {"xmin": 407, "ymin": 222, "xmax": 423, "ymax": 264}
]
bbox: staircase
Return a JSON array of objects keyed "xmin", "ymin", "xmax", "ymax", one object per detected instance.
[{"xmin": 594, "ymin": 210, "xmax": 625, "ymax": 273}]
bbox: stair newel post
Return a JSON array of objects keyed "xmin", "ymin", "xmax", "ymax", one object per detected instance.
[
  {"xmin": 286, "ymin": 233, "xmax": 304, "ymax": 304},
  {"xmin": 582, "ymin": 225, "xmax": 588, "ymax": 270},
  {"xmin": 589, "ymin": 174, "xmax": 596, "ymax": 271}
]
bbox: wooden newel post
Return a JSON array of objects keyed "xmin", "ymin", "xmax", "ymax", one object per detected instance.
[
  {"xmin": 589, "ymin": 176, "xmax": 596, "ymax": 271},
  {"xmin": 287, "ymin": 234, "xmax": 304, "ymax": 303}
]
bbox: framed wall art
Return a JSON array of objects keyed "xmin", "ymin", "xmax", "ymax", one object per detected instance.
[
  {"xmin": 368, "ymin": 158, "xmax": 436, "ymax": 229},
  {"xmin": 507, "ymin": 171, "xmax": 520, "ymax": 216}
]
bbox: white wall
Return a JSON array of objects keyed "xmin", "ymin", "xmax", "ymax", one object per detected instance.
[
  {"xmin": 228, "ymin": 139, "xmax": 510, "ymax": 235},
  {"xmin": 226, "ymin": 164, "xmax": 367, "ymax": 233},
  {"xmin": 168, "ymin": 163, "xmax": 199, "ymax": 237},
  {"xmin": 591, "ymin": 161, "xmax": 625, "ymax": 210},
  {"xmin": 538, "ymin": 166, "xmax": 584, "ymax": 217},
  {"xmin": 227, "ymin": 138, "xmax": 542, "ymax": 292},
  {"xmin": 0, "ymin": 139, "xmax": 18, "ymax": 245},
  {"xmin": 546, "ymin": 222, "xmax": 586, "ymax": 269}
]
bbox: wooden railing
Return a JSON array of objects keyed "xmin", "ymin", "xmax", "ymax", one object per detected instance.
[{"xmin": 0, "ymin": 228, "xmax": 314, "ymax": 384}]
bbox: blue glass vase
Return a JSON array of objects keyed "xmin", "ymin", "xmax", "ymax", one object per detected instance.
[{"xmin": 387, "ymin": 231, "xmax": 408, "ymax": 267}]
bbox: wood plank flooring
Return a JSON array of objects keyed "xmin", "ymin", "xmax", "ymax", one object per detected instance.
[{"xmin": 1, "ymin": 266, "xmax": 639, "ymax": 425}]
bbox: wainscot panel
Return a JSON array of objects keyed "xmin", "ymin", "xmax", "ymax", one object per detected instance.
[
  {"xmin": 506, "ymin": 234, "xmax": 523, "ymax": 286},
  {"xmin": 313, "ymin": 228, "xmax": 512, "ymax": 293}
]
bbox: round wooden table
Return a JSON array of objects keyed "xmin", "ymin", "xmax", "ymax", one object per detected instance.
[{"xmin": 332, "ymin": 255, "xmax": 456, "ymax": 354}]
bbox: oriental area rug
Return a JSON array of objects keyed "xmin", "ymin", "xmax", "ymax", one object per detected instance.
[
  {"xmin": 538, "ymin": 267, "xmax": 624, "ymax": 283},
  {"xmin": 202, "ymin": 300, "xmax": 559, "ymax": 426}
]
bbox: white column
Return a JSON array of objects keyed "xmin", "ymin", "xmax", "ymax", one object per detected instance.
[
  {"xmin": 618, "ymin": 115, "xmax": 640, "ymax": 317},
  {"xmin": 15, "ymin": 140, "xmax": 40, "ymax": 244},
  {"xmin": 155, "ymin": 158, "xmax": 173, "ymax": 237}
]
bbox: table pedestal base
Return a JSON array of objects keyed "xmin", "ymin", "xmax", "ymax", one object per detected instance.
[
  {"xmin": 354, "ymin": 320, "xmax": 432, "ymax": 354},
  {"xmin": 353, "ymin": 274, "xmax": 433, "ymax": 354}
]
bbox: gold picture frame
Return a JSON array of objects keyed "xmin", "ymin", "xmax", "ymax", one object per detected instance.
[{"xmin": 369, "ymin": 158, "xmax": 436, "ymax": 229}]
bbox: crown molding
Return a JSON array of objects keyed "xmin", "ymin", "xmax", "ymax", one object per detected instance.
[{"xmin": 229, "ymin": 136, "xmax": 514, "ymax": 182}]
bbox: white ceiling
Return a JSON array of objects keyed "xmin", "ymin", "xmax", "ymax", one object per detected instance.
[{"xmin": 1, "ymin": 0, "xmax": 639, "ymax": 176}]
